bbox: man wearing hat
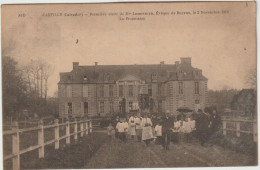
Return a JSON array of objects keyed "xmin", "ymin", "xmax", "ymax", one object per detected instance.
[{"xmin": 162, "ymin": 110, "xmax": 174, "ymax": 150}]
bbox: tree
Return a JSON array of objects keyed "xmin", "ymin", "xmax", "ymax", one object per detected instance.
[
  {"xmin": 231, "ymin": 89, "xmax": 256, "ymax": 118},
  {"xmin": 2, "ymin": 56, "xmax": 27, "ymax": 119},
  {"xmin": 22, "ymin": 59, "xmax": 54, "ymax": 100},
  {"xmin": 245, "ymin": 67, "xmax": 257, "ymax": 91},
  {"xmin": 208, "ymin": 89, "xmax": 239, "ymax": 114}
]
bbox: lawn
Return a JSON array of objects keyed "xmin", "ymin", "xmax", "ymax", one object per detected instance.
[{"xmin": 3, "ymin": 132, "xmax": 107, "ymax": 169}]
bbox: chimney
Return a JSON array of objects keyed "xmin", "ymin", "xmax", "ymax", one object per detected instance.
[
  {"xmin": 95, "ymin": 62, "xmax": 98, "ymax": 66},
  {"xmin": 160, "ymin": 61, "xmax": 165, "ymax": 65},
  {"xmin": 175, "ymin": 61, "xmax": 180, "ymax": 66},
  {"xmin": 180, "ymin": 57, "xmax": 191, "ymax": 65},
  {"xmin": 73, "ymin": 62, "xmax": 79, "ymax": 69}
]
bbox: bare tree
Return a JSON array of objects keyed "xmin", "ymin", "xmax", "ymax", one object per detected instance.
[
  {"xmin": 22, "ymin": 59, "xmax": 54, "ymax": 100},
  {"xmin": 42, "ymin": 63, "xmax": 54, "ymax": 100}
]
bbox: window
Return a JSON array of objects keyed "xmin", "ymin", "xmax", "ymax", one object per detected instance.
[
  {"xmin": 151, "ymin": 73, "xmax": 157, "ymax": 81},
  {"xmin": 119, "ymin": 85, "xmax": 123, "ymax": 97},
  {"xmin": 148, "ymin": 89, "xmax": 152, "ymax": 96},
  {"xmin": 84, "ymin": 102, "xmax": 88, "ymax": 114},
  {"xmin": 129, "ymin": 85, "xmax": 133, "ymax": 97},
  {"xmin": 83, "ymin": 85, "xmax": 88, "ymax": 97},
  {"xmin": 68, "ymin": 102, "xmax": 72, "ymax": 115},
  {"xmin": 109, "ymin": 85, "xmax": 113, "ymax": 97},
  {"xmin": 66, "ymin": 85, "xmax": 72, "ymax": 97},
  {"xmin": 100, "ymin": 102, "xmax": 104, "ymax": 113},
  {"xmin": 83, "ymin": 75, "xmax": 88, "ymax": 81},
  {"xmin": 129, "ymin": 102, "xmax": 133, "ymax": 110},
  {"xmin": 100, "ymin": 85, "xmax": 104, "ymax": 97},
  {"xmin": 110, "ymin": 102, "xmax": 114, "ymax": 113},
  {"xmin": 178, "ymin": 82, "xmax": 183, "ymax": 94},
  {"xmin": 195, "ymin": 100, "xmax": 200, "ymax": 104},
  {"xmin": 195, "ymin": 82, "xmax": 199, "ymax": 94}
]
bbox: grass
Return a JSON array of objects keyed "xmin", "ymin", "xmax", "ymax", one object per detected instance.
[{"xmin": 3, "ymin": 132, "xmax": 107, "ymax": 169}]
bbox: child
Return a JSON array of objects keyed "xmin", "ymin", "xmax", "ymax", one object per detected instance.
[
  {"xmin": 178, "ymin": 117, "xmax": 185, "ymax": 142},
  {"xmin": 123, "ymin": 118, "xmax": 129, "ymax": 141},
  {"xmin": 116, "ymin": 118, "xmax": 126, "ymax": 142},
  {"xmin": 154, "ymin": 122, "xmax": 162, "ymax": 145},
  {"xmin": 172, "ymin": 117, "xmax": 180, "ymax": 144},
  {"xmin": 190, "ymin": 117, "xmax": 196, "ymax": 141},
  {"xmin": 128, "ymin": 114, "xmax": 136, "ymax": 139},
  {"xmin": 135, "ymin": 113, "xmax": 142, "ymax": 142},
  {"xmin": 114, "ymin": 116, "xmax": 120, "ymax": 139},
  {"xmin": 184, "ymin": 117, "xmax": 192, "ymax": 143},
  {"xmin": 107, "ymin": 123, "xmax": 114, "ymax": 140}
]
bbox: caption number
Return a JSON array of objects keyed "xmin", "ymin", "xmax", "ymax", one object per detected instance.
[{"xmin": 18, "ymin": 13, "xmax": 26, "ymax": 17}]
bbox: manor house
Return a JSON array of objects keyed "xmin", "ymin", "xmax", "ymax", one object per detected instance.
[{"xmin": 58, "ymin": 58, "xmax": 208, "ymax": 117}]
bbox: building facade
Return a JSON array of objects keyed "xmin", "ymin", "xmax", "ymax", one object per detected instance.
[{"xmin": 58, "ymin": 58, "xmax": 208, "ymax": 117}]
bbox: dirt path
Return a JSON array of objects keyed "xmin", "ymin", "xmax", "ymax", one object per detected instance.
[
  {"xmin": 85, "ymin": 138, "xmax": 166, "ymax": 168},
  {"xmin": 85, "ymin": 134, "xmax": 256, "ymax": 168}
]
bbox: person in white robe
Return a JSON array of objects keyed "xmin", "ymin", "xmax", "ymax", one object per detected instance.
[
  {"xmin": 178, "ymin": 117, "xmax": 185, "ymax": 142},
  {"xmin": 116, "ymin": 118, "xmax": 126, "ymax": 142},
  {"xmin": 141, "ymin": 114, "xmax": 153, "ymax": 146},
  {"xmin": 154, "ymin": 121, "xmax": 162, "ymax": 145},
  {"xmin": 184, "ymin": 117, "xmax": 192, "ymax": 143},
  {"xmin": 135, "ymin": 113, "xmax": 142, "ymax": 142},
  {"xmin": 128, "ymin": 114, "xmax": 136, "ymax": 139}
]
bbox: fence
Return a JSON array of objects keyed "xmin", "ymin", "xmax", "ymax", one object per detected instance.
[
  {"xmin": 3, "ymin": 118, "xmax": 93, "ymax": 170},
  {"xmin": 3, "ymin": 116, "xmax": 59, "ymax": 131},
  {"xmin": 222, "ymin": 117, "xmax": 257, "ymax": 142}
]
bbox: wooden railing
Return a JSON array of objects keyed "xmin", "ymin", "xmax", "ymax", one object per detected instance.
[
  {"xmin": 222, "ymin": 118, "xmax": 257, "ymax": 142},
  {"xmin": 3, "ymin": 118, "xmax": 93, "ymax": 170}
]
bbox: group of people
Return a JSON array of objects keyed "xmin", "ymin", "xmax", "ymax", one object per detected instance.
[{"xmin": 107, "ymin": 109, "xmax": 221, "ymax": 150}]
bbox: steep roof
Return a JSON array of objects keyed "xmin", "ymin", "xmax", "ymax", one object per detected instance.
[{"xmin": 58, "ymin": 61, "xmax": 207, "ymax": 84}]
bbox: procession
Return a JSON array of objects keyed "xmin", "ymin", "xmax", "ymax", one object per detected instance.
[{"xmin": 106, "ymin": 108, "xmax": 222, "ymax": 150}]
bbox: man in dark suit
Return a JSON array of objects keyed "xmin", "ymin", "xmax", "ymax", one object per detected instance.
[
  {"xmin": 162, "ymin": 111, "xmax": 174, "ymax": 150},
  {"xmin": 197, "ymin": 109, "xmax": 210, "ymax": 146},
  {"xmin": 208, "ymin": 110, "xmax": 222, "ymax": 145}
]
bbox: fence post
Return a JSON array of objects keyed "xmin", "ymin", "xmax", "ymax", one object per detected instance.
[
  {"xmin": 89, "ymin": 120, "xmax": 92, "ymax": 133},
  {"xmin": 66, "ymin": 120, "xmax": 70, "ymax": 144},
  {"xmin": 12, "ymin": 121, "xmax": 20, "ymax": 170},
  {"xmin": 85, "ymin": 121, "xmax": 89, "ymax": 135},
  {"xmin": 253, "ymin": 120, "xmax": 257, "ymax": 142},
  {"xmin": 80, "ymin": 119, "xmax": 84, "ymax": 137},
  {"xmin": 54, "ymin": 119, "xmax": 59, "ymax": 150},
  {"xmin": 236, "ymin": 121, "xmax": 240, "ymax": 137},
  {"xmin": 74, "ymin": 119, "xmax": 78, "ymax": 141},
  {"xmin": 222, "ymin": 120, "xmax": 227, "ymax": 135},
  {"xmin": 38, "ymin": 120, "xmax": 44, "ymax": 158}
]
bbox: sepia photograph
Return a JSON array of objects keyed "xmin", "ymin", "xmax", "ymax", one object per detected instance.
[{"xmin": 1, "ymin": 1, "xmax": 258, "ymax": 169}]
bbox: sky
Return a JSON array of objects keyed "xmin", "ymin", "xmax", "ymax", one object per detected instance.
[{"xmin": 1, "ymin": 2, "xmax": 256, "ymax": 97}]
